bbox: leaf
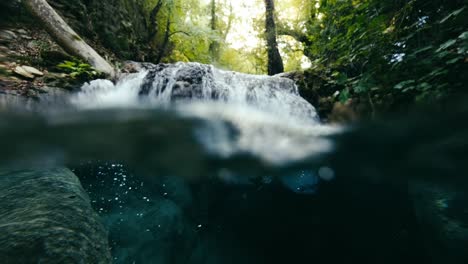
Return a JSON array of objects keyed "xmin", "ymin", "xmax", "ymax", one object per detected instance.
[
  {"xmin": 417, "ymin": 82, "xmax": 431, "ymax": 91},
  {"xmin": 354, "ymin": 82, "xmax": 368, "ymax": 93},
  {"xmin": 338, "ymin": 88, "xmax": 350, "ymax": 103},
  {"xmin": 402, "ymin": 86, "xmax": 416, "ymax": 93},
  {"xmin": 439, "ymin": 7, "xmax": 466, "ymax": 24},
  {"xmin": 459, "ymin": 31, "xmax": 468, "ymax": 40},
  {"xmin": 394, "ymin": 80, "xmax": 415, "ymax": 90},
  {"xmin": 458, "ymin": 46, "xmax": 468, "ymax": 55},
  {"xmin": 336, "ymin": 72, "xmax": 348, "ymax": 85},
  {"xmin": 383, "ymin": 25, "xmax": 395, "ymax": 34},
  {"xmin": 446, "ymin": 57, "xmax": 462, "ymax": 64},
  {"xmin": 436, "ymin": 39, "xmax": 457, "ymax": 52},
  {"xmin": 436, "ymin": 50, "xmax": 451, "ymax": 58},
  {"xmin": 411, "ymin": 45, "xmax": 433, "ymax": 55},
  {"xmin": 57, "ymin": 61, "xmax": 78, "ymax": 72},
  {"xmin": 78, "ymin": 63, "xmax": 91, "ymax": 68},
  {"xmin": 426, "ymin": 68, "xmax": 449, "ymax": 80}
]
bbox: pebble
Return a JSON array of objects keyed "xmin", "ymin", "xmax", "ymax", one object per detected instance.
[
  {"xmin": 22, "ymin": 66, "xmax": 44, "ymax": 76},
  {"xmin": 14, "ymin": 66, "xmax": 34, "ymax": 79},
  {"xmin": 0, "ymin": 30, "xmax": 17, "ymax": 42},
  {"xmin": 16, "ymin": 29, "xmax": 27, "ymax": 35},
  {"xmin": 13, "ymin": 65, "xmax": 44, "ymax": 79}
]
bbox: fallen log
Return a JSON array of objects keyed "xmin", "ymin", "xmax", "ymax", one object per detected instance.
[{"xmin": 23, "ymin": 0, "xmax": 116, "ymax": 77}]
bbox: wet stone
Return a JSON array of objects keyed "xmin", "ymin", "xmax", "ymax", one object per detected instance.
[
  {"xmin": 13, "ymin": 66, "xmax": 34, "ymax": 79},
  {"xmin": 0, "ymin": 168, "xmax": 111, "ymax": 263},
  {"xmin": 22, "ymin": 65, "xmax": 44, "ymax": 76}
]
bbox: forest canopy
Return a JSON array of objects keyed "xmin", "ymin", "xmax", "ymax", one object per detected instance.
[
  {"xmin": 141, "ymin": 0, "xmax": 312, "ymax": 74},
  {"xmin": 143, "ymin": 0, "xmax": 467, "ymax": 103}
]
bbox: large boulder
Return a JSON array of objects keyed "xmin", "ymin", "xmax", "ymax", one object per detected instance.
[{"xmin": 0, "ymin": 167, "xmax": 111, "ymax": 263}]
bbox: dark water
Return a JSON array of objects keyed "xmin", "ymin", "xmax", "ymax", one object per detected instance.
[
  {"xmin": 1, "ymin": 63, "xmax": 468, "ymax": 263},
  {"xmin": 72, "ymin": 161, "xmax": 420, "ymax": 264}
]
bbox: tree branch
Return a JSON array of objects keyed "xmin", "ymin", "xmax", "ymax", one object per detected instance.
[
  {"xmin": 169, "ymin": 31, "xmax": 190, "ymax": 37},
  {"xmin": 276, "ymin": 23, "xmax": 309, "ymax": 43}
]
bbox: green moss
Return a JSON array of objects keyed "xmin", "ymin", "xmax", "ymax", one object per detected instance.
[{"xmin": 72, "ymin": 34, "xmax": 82, "ymax": 41}]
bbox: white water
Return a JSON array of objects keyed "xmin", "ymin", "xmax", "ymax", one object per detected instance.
[{"xmin": 71, "ymin": 62, "xmax": 339, "ymax": 165}]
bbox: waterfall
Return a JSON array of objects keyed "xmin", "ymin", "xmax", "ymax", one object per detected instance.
[
  {"xmin": 72, "ymin": 62, "xmax": 318, "ymax": 121},
  {"xmin": 71, "ymin": 62, "xmax": 339, "ymax": 166}
]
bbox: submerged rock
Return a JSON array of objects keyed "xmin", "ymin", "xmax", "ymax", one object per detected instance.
[{"xmin": 0, "ymin": 168, "xmax": 111, "ymax": 263}]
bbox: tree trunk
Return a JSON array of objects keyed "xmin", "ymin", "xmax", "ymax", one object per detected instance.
[
  {"xmin": 264, "ymin": 0, "xmax": 284, "ymax": 75},
  {"xmin": 209, "ymin": 0, "xmax": 220, "ymax": 62},
  {"xmin": 156, "ymin": 16, "xmax": 171, "ymax": 64},
  {"xmin": 148, "ymin": 0, "xmax": 164, "ymax": 41},
  {"xmin": 222, "ymin": 1, "xmax": 234, "ymax": 42},
  {"xmin": 23, "ymin": 0, "xmax": 115, "ymax": 77}
]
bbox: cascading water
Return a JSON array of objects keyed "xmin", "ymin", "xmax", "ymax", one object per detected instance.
[
  {"xmin": 64, "ymin": 62, "xmax": 343, "ymax": 262},
  {"xmin": 71, "ymin": 62, "xmax": 339, "ymax": 166},
  {"xmin": 3, "ymin": 62, "xmax": 454, "ymax": 264}
]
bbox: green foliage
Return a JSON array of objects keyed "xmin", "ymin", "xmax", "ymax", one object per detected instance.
[
  {"xmin": 302, "ymin": 0, "xmax": 468, "ymax": 106},
  {"xmin": 57, "ymin": 59, "xmax": 103, "ymax": 81},
  {"xmin": 142, "ymin": 0, "xmax": 312, "ymax": 73},
  {"xmin": 142, "ymin": 0, "xmax": 221, "ymax": 63}
]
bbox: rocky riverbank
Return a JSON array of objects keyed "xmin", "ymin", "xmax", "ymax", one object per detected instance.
[
  {"xmin": 0, "ymin": 23, "xmax": 83, "ymax": 106},
  {"xmin": 0, "ymin": 0, "xmax": 128, "ymax": 104}
]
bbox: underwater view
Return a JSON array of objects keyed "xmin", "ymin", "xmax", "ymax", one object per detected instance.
[{"xmin": 1, "ymin": 0, "xmax": 467, "ymax": 263}]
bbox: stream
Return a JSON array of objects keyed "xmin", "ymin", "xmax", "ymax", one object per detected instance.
[{"xmin": 1, "ymin": 62, "xmax": 467, "ymax": 263}]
